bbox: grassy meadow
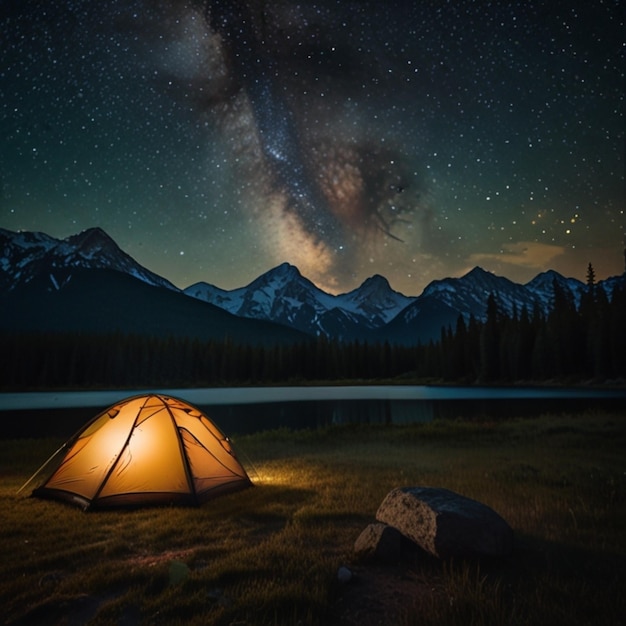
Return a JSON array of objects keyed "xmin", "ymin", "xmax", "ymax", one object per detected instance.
[{"xmin": 1, "ymin": 411, "xmax": 625, "ymax": 625}]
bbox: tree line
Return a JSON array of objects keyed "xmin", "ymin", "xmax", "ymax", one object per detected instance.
[
  {"xmin": 2, "ymin": 270, "xmax": 625, "ymax": 389},
  {"xmin": 426, "ymin": 272, "xmax": 626, "ymax": 382}
]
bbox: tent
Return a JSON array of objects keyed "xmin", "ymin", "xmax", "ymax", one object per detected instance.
[{"xmin": 23, "ymin": 394, "xmax": 251, "ymax": 510}]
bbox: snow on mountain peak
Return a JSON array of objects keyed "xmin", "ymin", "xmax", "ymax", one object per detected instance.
[
  {"xmin": 525, "ymin": 269, "xmax": 585, "ymax": 308},
  {"xmin": 5, "ymin": 227, "xmax": 623, "ymax": 345},
  {"xmin": 423, "ymin": 266, "xmax": 539, "ymax": 320},
  {"xmin": 0, "ymin": 227, "xmax": 178, "ymax": 292},
  {"xmin": 245, "ymin": 262, "xmax": 305, "ymax": 291},
  {"xmin": 236, "ymin": 262, "xmax": 330, "ymax": 321},
  {"xmin": 0, "ymin": 228, "xmax": 57, "ymax": 250},
  {"xmin": 336, "ymin": 274, "xmax": 413, "ymax": 323}
]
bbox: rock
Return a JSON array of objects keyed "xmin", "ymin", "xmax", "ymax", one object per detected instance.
[
  {"xmin": 354, "ymin": 522, "xmax": 414, "ymax": 563},
  {"xmin": 376, "ymin": 487, "xmax": 513, "ymax": 559},
  {"xmin": 337, "ymin": 566, "xmax": 353, "ymax": 583}
]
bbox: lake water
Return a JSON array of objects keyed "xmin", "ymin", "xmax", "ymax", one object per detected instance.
[{"xmin": 1, "ymin": 385, "xmax": 624, "ymax": 438}]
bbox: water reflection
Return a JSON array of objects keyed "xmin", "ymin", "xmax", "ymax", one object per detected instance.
[
  {"xmin": 205, "ymin": 395, "xmax": 623, "ymax": 435},
  {"xmin": 206, "ymin": 399, "xmax": 436, "ymax": 433},
  {"xmin": 1, "ymin": 386, "xmax": 623, "ymax": 438}
]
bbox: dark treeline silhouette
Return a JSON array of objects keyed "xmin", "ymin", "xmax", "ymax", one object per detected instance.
[
  {"xmin": 430, "ymin": 275, "xmax": 626, "ymax": 383},
  {"xmin": 2, "ymin": 272, "xmax": 625, "ymax": 389},
  {"xmin": 0, "ymin": 332, "xmax": 416, "ymax": 389}
]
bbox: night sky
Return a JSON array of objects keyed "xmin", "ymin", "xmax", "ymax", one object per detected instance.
[{"xmin": 1, "ymin": 1, "xmax": 624, "ymax": 294}]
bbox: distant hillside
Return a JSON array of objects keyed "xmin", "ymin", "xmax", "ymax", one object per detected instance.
[{"xmin": 0, "ymin": 267, "xmax": 305, "ymax": 345}]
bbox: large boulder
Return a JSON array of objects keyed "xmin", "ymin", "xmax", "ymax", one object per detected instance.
[{"xmin": 376, "ymin": 487, "xmax": 513, "ymax": 559}]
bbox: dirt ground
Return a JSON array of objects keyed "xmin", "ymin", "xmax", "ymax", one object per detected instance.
[{"xmin": 330, "ymin": 560, "xmax": 437, "ymax": 626}]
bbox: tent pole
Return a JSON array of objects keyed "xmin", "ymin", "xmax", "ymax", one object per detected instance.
[
  {"xmin": 164, "ymin": 399, "xmax": 198, "ymax": 506},
  {"xmin": 15, "ymin": 398, "xmax": 127, "ymax": 496},
  {"xmin": 88, "ymin": 394, "xmax": 156, "ymax": 507}
]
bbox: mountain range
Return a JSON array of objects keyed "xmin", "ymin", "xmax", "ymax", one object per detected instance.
[{"xmin": 1, "ymin": 227, "xmax": 623, "ymax": 346}]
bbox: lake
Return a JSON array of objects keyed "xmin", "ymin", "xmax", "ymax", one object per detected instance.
[{"xmin": 1, "ymin": 385, "xmax": 624, "ymax": 438}]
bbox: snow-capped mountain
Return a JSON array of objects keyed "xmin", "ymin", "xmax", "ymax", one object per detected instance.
[
  {"xmin": 2, "ymin": 227, "xmax": 624, "ymax": 345},
  {"xmin": 0, "ymin": 228, "xmax": 305, "ymax": 345},
  {"xmin": 185, "ymin": 263, "xmax": 335, "ymax": 335},
  {"xmin": 184, "ymin": 263, "xmax": 413, "ymax": 337},
  {"xmin": 421, "ymin": 267, "xmax": 538, "ymax": 320},
  {"xmin": 600, "ymin": 274, "xmax": 626, "ymax": 301},
  {"xmin": 421, "ymin": 266, "xmax": 589, "ymax": 321},
  {"xmin": 370, "ymin": 267, "xmax": 624, "ymax": 345},
  {"xmin": 524, "ymin": 269, "xmax": 586, "ymax": 311},
  {"xmin": 0, "ymin": 227, "xmax": 178, "ymax": 292},
  {"xmin": 335, "ymin": 275, "xmax": 414, "ymax": 325}
]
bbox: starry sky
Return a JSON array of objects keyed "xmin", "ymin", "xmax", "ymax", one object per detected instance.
[{"xmin": 1, "ymin": 0, "xmax": 624, "ymax": 295}]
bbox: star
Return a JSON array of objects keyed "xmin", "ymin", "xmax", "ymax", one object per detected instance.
[{"xmin": 0, "ymin": 0, "xmax": 623, "ymax": 293}]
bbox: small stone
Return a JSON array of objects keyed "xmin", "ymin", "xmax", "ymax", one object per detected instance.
[
  {"xmin": 354, "ymin": 522, "xmax": 411, "ymax": 563},
  {"xmin": 337, "ymin": 566, "xmax": 353, "ymax": 583}
]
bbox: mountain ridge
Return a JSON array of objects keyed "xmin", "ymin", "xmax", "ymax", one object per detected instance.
[
  {"xmin": 0, "ymin": 226, "xmax": 178, "ymax": 293},
  {"xmin": 1, "ymin": 227, "xmax": 624, "ymax": 345},
  {"xmin": 184, "ymin": 261, "xmax": 414, "ymax": 338}
]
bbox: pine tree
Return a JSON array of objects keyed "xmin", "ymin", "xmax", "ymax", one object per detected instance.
[
  {"xmin": 516, "ymin": 305, "xmax": 535, "ymax": 380},
  {"xmin": 548, "ymin": 278, "xmax": 582, "ymax": 377},
  {"xmin": 580, "ymin": 261, "xmax": 597, "ymax": 327},
  {"xmin": 479, "ymin": 293, "xmax": 501, "ymax": 381},
  {"xmin": 451, "ymin": 315, "xmax": 467, "ymax": 380},
  {"xmin": 586, "ymin": 262, "xmax": 596, "ymax": 288},
  {"xmin": 608, "ymin": 283, "xmax": 626, "ymax": 376},
  {"xmin": 587, "ymin": 285, "xmax": 611, "ymax": 378}
]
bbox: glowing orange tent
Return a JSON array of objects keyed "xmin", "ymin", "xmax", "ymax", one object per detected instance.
[{"xmin": 23, "ymin": 394, "xmax": 251, "ymax": 510}]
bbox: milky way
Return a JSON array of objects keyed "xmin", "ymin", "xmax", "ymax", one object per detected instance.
[
  {"xmin": 193, "ymin": 0, "xmax": 434, "ymax": 288},
  {"xmin": 1, "ymin": 1, "xmax": 624, "ymax": 293}
]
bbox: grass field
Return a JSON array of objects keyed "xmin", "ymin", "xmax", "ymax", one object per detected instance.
[{"xmin": 1, "ymin": 411, "xmax": 625, "ymax": 625}]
